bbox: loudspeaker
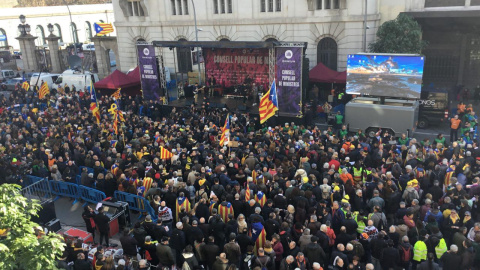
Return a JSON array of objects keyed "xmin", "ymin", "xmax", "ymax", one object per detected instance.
[
  {"xmin": 31, "ymin": 199, "xmax": 57, "ymax": 225},
  {"xmin": 45, "ymin": 219, "xmax": 62, "ymax": 233}
]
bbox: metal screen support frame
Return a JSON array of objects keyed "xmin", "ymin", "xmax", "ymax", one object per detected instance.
[
  {"xmin": 155, "ymin": 47, "xmax": 168, "ymax": 104},
  {"xmin": 269, "ymin": 47, "xmax": 275, "ymax": 84}
]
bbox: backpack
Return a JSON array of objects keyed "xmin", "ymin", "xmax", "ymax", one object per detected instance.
[
  {"xmin": 406, "ymin": 190, "xmax": 417, "ymax": 204},
  {"xmin": 400, "ymin": 245, "xmax": 412, "ymax": 262},
  {"xmin": 349, "ymin": 240, "xmax": 365, "ymax": 258},
  {"xmin": 256, "ymin": 256, "xmax": 270, "ymax": 270}
]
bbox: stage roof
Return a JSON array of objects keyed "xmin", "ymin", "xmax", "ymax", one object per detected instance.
[{"xmin": 152, "ymin": 40, "xmax": 278, "ymax": 49}]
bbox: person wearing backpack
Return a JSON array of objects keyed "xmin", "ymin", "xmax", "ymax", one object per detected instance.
[
  {"xmin": 252, "ymin": 248, "xmax": 274, "ymax": 270},
  {"xmin": 402, "ymin": 182, "xmax": 419, "ymax": 206},
  {"xmin": 398, "ymin": 235, "xmax": 413, "ymax": 270}
]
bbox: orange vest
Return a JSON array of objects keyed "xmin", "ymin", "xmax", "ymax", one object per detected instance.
[{"xmin": 451, "ymin": 119, "xmax": 461, "ymax": 129}]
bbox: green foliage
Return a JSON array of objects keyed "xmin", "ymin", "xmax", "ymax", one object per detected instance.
[
  {"xmin": 369, "ymin": 13, "xmax": 428, "ymax": 54},
  {"xmin": 0, "ymin": 184, "xmax": 65, "ymax": 270}
]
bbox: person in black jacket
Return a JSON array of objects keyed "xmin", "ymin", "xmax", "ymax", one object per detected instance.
[
  {"xmin": 202, "ymin": 236, "xmax": 220, "ymax": 269},
  {"xmin": 81, "ymin": 205, "xmax": 96, "ymax": 244},
  {"xmin": 170, "ymin": 222, "xmax": 187, "ymax": 266},
  {"xmin": 380, "ymin": 240, "xmax": 400, "ymax": 270},
  {"xmin": 302, "ymin": 236, "xmax": 327, "ymax": 269},
  {"xmin": 93, "ymin": 206, "xmax": 110, "ymax": 246},
  {"xmin": 119, "ymin": 228, "xmax": 138, "ymax": 257}
]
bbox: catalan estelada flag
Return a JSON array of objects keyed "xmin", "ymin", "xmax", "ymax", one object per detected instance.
[
  {"xmin": 110, "ymin": 140, "xmax": 118, "ymax": 148},
  {"xmin": 89, "ymin": 82, "xmax": 101, "ymax": 124},
  {"xmin": 250, "ymin": 222, "xmax": 266, "ymax": 255},
  {"xmin": 22, "ymin": 81, "xmax": 29, "ymax": 91},
  {"xmin": 143, "ymin": 177, "xmax": 153, "ymax": 193},
  {"xmin": 94, "ymin": 22, "xmax": 114, "ymax": 36},
  {"xmin": 444, "ymin": 165, "xmax": 455, "ymax": 192},
  {"xmin": 259, "ymin": 79, "xmax": 278, "ymax": 124},
  {"xmin": 255, "ymin": 191, "xmax": 266, "ymax": 207},
  {"xmin": 220, "ymin": 114, "xmax": 230, "ymax": 146},
  {"xmin": 160, "ymin": 146, "xmax": 173, "ymax": 160},
  {"xmin": 218, "ymin": 202, "xmax": 234, "ymax": 222},
  {"xmin": 111, "ymin": 163, "xmax": 119, "ymax": 175},
  {"xmin": 176, "ymin": 196, "xmax": 191, "ymax": 221},
  {"xmin": 38, "ymin": 82, "xmax": 49, "ymax": 99}
]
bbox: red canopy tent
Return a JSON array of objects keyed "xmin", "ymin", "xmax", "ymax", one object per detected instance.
[
  {"xmin": 126, "ymin": 66, "xmax": 140, "ymax": 82},
  {"xmin": 94, "ymin": 70, "xmax": 141, "ymax": 96},
  {"xmin": 309, "ymin": 62, "xmax": 347, "ymax": 84}
]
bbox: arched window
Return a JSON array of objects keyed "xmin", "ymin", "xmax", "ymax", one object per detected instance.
[
  {"xmin": 219, "ymin": 38, "xmax": 230, "ymax": 41},
  {"xmin": 36, "ymin": 25, "xmax": 45, "ymax": 46},
  {"xmin": 317, "ymin": 37, "xmax": 337, "ymax": 71},
  {"xmin": 265, "ymin": 37, "xmax": 278, "ymax": 43},
  {"xmin": 177, "ymin": 38, "xmax": 192, "ymax": 73},
  {"xmin": 0, "ymin": 28, "xmax": 7, "ymax": 48},
  {"xmin": 85, "ymin": 21, "xmax": 92, "ymax": 42},
  {"xmin": 70, "ymin": 22, "xmax": 79, "ymax": 43},
  {"xmin": 54, "ymin": 24, "xmax": 63, "ymax": 42}
]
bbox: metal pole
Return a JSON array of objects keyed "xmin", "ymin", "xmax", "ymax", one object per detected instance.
[
  {"xmin": 62, "ymin": 0, "xmax": 78, "ymax": 56},
  {"xmin": 191, "ymin": 0, "xmax": 202, "ymax": 85},
  {"xmin": 363, "ymin": 0, "xmax": 367, "ymax": 52}
]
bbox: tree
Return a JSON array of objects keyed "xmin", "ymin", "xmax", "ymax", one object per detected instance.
[
  {"xmin": 0, "ymin": 184, "xmax": 65, "ymax": 270},
  {"xmin": 369, "ymin": 13, "xmax": 428, "ymax": 54}
]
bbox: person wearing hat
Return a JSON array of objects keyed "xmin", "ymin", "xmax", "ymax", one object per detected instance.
[{"xmin": 156, "ymin": 236, "xmax": 175, "ymax": 268}]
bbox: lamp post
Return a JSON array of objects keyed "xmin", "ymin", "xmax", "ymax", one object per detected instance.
[
  {"xmin": 62, "ymin": 0, "xmax": 78, "ymax": 56},
  {"xmin": 191, "ymin": 0, "xmax": 202, "ymax": 85},
  {"xmin": 47, "ymin": 23, "xmax": 54, "ymax": 35},
  {"xmin": 363, "ymin": 0, "xmax": 367, "ymax": 52}
]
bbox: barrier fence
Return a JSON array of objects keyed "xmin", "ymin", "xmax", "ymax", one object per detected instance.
[
  {"xmin": 114, "ymin": 191, "xmax": 157, "ymax": 222},
  {"xmin": 21, "ymin": 179, "xmax": 53, "ymax": 203},
  {"xmin": 49, "ymin": 180, "xmax": 81, "ymax": 205},
  {"xmin": 79, "ymin": 186, "xmax": 106, "ymax": 207}
]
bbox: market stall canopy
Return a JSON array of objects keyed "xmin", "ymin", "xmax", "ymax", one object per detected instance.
[
  {"xmin": 94, "ymin": 70, "xmax": 140, "ymax": 90},
  {"xmin": 309, "ymin": 62, "xmax": 346, "ymax": 84},
  {"xmin": 127, "ymin": 66, "xmax": 140, "ymax": 82}
]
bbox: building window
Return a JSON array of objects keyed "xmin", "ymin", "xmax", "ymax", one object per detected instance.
[
  {"xmin": 85, "ymin": 22, "xmax": 92, "ymax": 42},
  {"xmin": 275, "ymin": 0, "xmax": 281, "ymax": 11},
  {"xmin": 333, "ymin": 0, "xmax": 339, "ymax": 9},
  {"xmin": 227, "ymin": 0, "xmax": 232, "ymax": 13},
  {"xmin": 70, "ymin": 22, "xmax": 79, "ymax": 43},
  {"xmin": 325, "ymin": 0, "xmax": 331, "ymax": 9},
  {"xmin": 127, "ymin": 0, "xmax": 144, "ymax": 16},
  {"xmin": 54, "ymin": 24, "xmax": 62, "ymax": 42},
  {"xmin": 171, "ymin": 0, "xmax": 176, "ymax": 15},
  {"xmin": 260, "ymin": 0, "xmax": 266, "ymax": 12},
  {"xmin": 0, "ymin": 28, "xmax": 7, "ymax": 48},
  {"xmin": 268, "ymin": 0, "xmax": 273, "ymax": 11},
  {"xmin": 317, "ymin": 37, "xmax": 337, "ymax": 71},
  {"xmin": 177, "ymin": 0, "xmax": 183, "ymax": 15},
  {"xmin": 214, "ymin": 0, "xmax": 219, "ymax": 14},
  {"xmin": 177, "ymin": 39, "xmax": 192, "ymax": 73},
  {"xmin": 316, "ymin": 0, "xmax": 322, "ymax": 9},
  {"xmin": 36, "ymin": 25, "xmax": 46, "ymax": 46},
  {"xmin": 183, "ymin": 0, "xmax": 189, "ymax": 14},
  {"xmin": 220, "ymin": 0, "xmax": 226, "ymax": 13}
]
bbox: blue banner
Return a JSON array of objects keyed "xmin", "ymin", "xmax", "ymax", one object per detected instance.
[{"xmin": 137, "ymin": 44, "xmax": 161, "ymax": 101}]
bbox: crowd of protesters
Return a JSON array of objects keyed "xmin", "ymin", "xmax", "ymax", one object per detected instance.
[{"xmin": 2, "ymin": 84, "xmax": 480, "ymax": 270}]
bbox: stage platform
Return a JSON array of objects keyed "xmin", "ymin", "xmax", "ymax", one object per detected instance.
[{"xmin": 166, "ymin": 92, "xmax": 308, "ymax": 125}]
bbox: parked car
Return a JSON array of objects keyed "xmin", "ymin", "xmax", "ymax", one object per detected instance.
[
  {"xmin": 0, "ymin": 70, "xmax": 16, "ymax": 81},
  {"xmin": 1, "ymin": 78, "xmax": 24, "ymax": 91}
]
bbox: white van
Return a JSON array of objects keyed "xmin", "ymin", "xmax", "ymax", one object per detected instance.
[
  {"xmin": 1, "ymin": 70, "xmax": 16, "ymax": 80},
  {"xmin": 55, "ymin": 70, "xmax": 100, "ymax": 91},
  {"xmin": 30, "ymin": 73, "xmax": 61, "ymax": 90}
]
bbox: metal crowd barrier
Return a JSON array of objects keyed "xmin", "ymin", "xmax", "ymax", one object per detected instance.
[
  {"xmin": 78, "ymin": 185, "xmax": 106, "ymax": 207},
  {"xmin": 114, "ymin": 191, "xmax": 157, "ymax": 222},
  {"xmin": 21, "ymin": 178, "xmax": 53, "ymax": 203},
  {"xmin": 49, "ymin": 180, "xmax": 80, "ymax": 205}
]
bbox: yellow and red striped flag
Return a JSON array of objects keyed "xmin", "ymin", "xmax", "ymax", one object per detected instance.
[
  {"xmin": 245, "ymin": 183, "xmax": 251, "ymax": 202},
  {"xmin": 252, "ymin": 170, "xmax": 257, "ymax": 184},
  {"xmin": 259, "ymin": 80, "xmax": 278, "ymax": 124},
  {"xmin": 219, "ymin": 114, "xmax": 230, "ymax": 146},
  {"xmin": 255, "ymin": 191, "xmax": 266, "ymax": 207},
  {"xmin": 218, "ymin": 202, "xmax": 234, "ymax": 222},
  {"xmin": 38, "ymin": 82, "xmax": 49, "ymax": 99},
  {"xmin": 176, "ymin": 196, "xmax": 191, "ymax": 222},
  {"xmin": 251, "ymin": 222, "xmax": 266, "ymax": 255},
  {"xmin": 22, "ymin": 81, "xmax": 29, "ymax": 91},
  {"xmin": 160, "ymin": 146, "xmax": 173, "ymax": 160},
  {"xmin": 113, "ymin": 112, "xmax": 119, "ymax": 134},
  {"xmin": 112, "ymin": 88, "xmax": 121, "ymax": 100},
  {"xmin": 90, "ymin": 82, "xmax": 101, "ymax": 124}
]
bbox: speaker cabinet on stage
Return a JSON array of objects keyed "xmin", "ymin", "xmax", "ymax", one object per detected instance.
[
  {"xmin": 31, "ymin": 199, "xmax": 57, "ymax": 225},
  {"xmin": 45, "ymin": 219, "xmax": 62, "ymax": 233}
]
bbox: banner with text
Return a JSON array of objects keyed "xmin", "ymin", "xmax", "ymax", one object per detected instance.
[
  {"xmin": 276, "ymin": 47, "xmax": 302, "ymax": 116},
  {"xmin": 204, "ymin": 48, "xmax": 269, "ymax": 89},
  {"xmin": 137, "ymin": 44, "xmax": 161, "ymax": 101}
]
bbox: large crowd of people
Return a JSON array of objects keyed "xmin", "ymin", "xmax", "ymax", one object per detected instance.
[{"xmin": 2, "ymin": 84, "xmax": 480, "ymax": 270}]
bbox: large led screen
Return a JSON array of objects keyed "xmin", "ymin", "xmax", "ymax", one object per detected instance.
[{"xmin": 346, "ymin": 54, "xmax": 424, "ymax": 99}]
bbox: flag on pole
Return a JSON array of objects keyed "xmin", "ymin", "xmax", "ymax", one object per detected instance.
[
  {"xmin": 113, "ymin": 112, "xmax": 119, "ymax": 134},
  {"xmin": 112, "ymin": 88, "xmax": 121, "ymax": 100},
  {"xmin": 255, "ymin": 191, "xmax": 266, "ymax": 207},
  {"xmin": 89, "ymin": 82, "xmax": 101, "ymax": 124},
  {"xmin": 22, "ymin": 81, "xmax": 29, "ymax": 91},
  {"xmin": 160, "ymin": 146, "xmax": 173, "ymax": 160},
  {"xmin": 444, "ymin": 165, "xmax": 455, "ymax": 192},
  {"xmin": 176, "ymin": 196, "xmax": 191, "ymax": 222},
  {"xmin": 94, "ymin": 22, "xmax": 114, "ymax": 36},
  {"xmin": 220, "ymin": 114, "xmax": 230, "ymax": 146},
  {"xmin": 38, "ymin": 82, "xmax": 50, "ymax": 99},
  {"xmin": 259, "ymin": 80, "xmax": 278, "ymax": 124},
  {"xmin": 218, "ymin": 202, "xmax": 234, "ymax": 222},
  {"xmin": 250, "ymin": 222, "xmax": 266, "ymax": 255},
  {"xmin": 252, "ymin": 170, "xmax": 257, "ymax": 185}
]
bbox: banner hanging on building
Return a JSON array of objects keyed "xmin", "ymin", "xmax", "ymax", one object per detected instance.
[
  {"xmin": 275, "ymin": 47, "xmax": 302, "ymax": 116},
  {"xmin": 203, "ymin": 48, "xmax": 269, "ymax": 89},
  {"xmin": 137, "ymin": 44, "xmax": 161, "ymax": 101}
]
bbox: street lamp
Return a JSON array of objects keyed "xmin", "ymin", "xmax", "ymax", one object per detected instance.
[
  {"xmin": 19, "ymin": 15, "xmax": 26, "ymax": 24},
  {"xmin": 47, "ymin": 23, "xmax": 54, "ymax": 35},
  {"xmin": 25, "ymin": 24, "xmax": 31, "ymax": 35},
  {"xmin": 62, "ymin": 0, "xmax": 78, "ymax": 56},
  {"xmin": 18, "ymin": 24, "xmax": 26, "ymax": 36},
  {"xmin": 191, "ymin": 0, "xmax": 202, "ymax": 85}
]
